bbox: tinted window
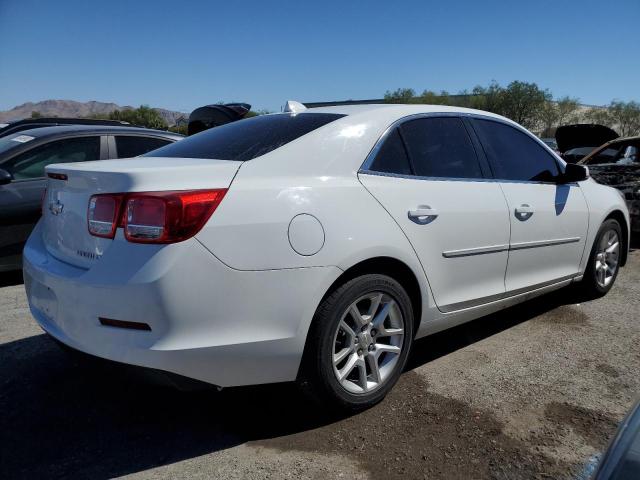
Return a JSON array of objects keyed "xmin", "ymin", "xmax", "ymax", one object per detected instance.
[
  {"xmin": 145, "ymin": 113, "xmax": 345, "ymax": 161},
  {"xmin": 8, "ymin": 136, "xmax": 100, "ymax": 180},
  {"xmin": 473, "ymin": 119, "xmax": 560, "ymax": 182},
  {"xmin": 400, "ymin": 117, "xmax": 483, "ymax": 179},
  {"xmin": 368, "ymin": 128, "xmax": 412, "ymax": 175},
  {"xmin": 115, "ymin": 136, "xmax": 172, "ymax": 158}
]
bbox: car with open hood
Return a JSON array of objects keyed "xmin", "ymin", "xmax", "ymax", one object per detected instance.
[
  {"xmin": 555, "ymin": 124, "xmax": 619, "ymax": 164},
  {"xmin": 579, "ymin": 135, "xmax": 640, "ymax": 232}
]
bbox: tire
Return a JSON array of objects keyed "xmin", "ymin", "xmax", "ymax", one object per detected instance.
[
  {"xmin": 299, "ymin": 274, "xmax": 414, "ymax": 412},
  {"xmin": 578, "ymin": 219, "xmax": 623, "ymax": 298}
]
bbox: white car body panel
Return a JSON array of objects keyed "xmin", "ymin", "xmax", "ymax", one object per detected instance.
[
  {"xmin": 499, "ymin": 181, "xmax": 589, "ymax": 292},
  {"xmin": 23, "ymin": 104, "xmax": 630, "ymax": 387},
  {"xmin": 358, "ymin": 173, "xmax": 510, "ymax": 312}
]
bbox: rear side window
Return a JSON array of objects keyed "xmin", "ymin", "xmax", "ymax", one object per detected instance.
[
  {"xmin": 400, "ymin": 117, "xmax": 483, "ymax": 179},
  {"xmin": 8, "ymin": 136, "xmax": 100, "ymax": 180},
  {"xmin": 145, "ymin": 113, "xmax": 345, "ymax": 161},
  {"xmin": 115, "ymin": 136, "xmax": 172, "ymax": 158},
  {"xmin": 473, "ymin": 119, "xmax": 560, "ymax": 182},
  {"xmin": 368, "ymin": 128, "xmax": 412, "ymax": 175}
]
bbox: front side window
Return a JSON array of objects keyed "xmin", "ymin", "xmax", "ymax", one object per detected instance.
[
  {"xmin": 7, "ymin": 136, "xmax": 100, "ymax": 180},
  {"xmin": 473, "ymin": 119, "xmax": 560, "ymax": 182},
  {"xmin": 145, "ymin": 113, "xmax": 345, "ymax": 161},
  {"xmin": 400, "ymin": 117, "xmax": 483, "ymax": 179},
  {"xmin": 115, "ymin": 136, "xmax": 172, "ymax": 158}
]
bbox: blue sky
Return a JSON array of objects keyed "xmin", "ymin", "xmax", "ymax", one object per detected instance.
[{"xmin": 1, "ymin": 0, "xmax": 638, "ymax": 113}]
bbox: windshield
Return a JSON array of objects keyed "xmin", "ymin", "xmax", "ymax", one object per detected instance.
[
  {"xmin": 144, "ymin": 112, "xmax": 345, "ymax": 161},
  {"xmin": 0, "ymin": 133, "xmax": 38, "ymax": 157}
]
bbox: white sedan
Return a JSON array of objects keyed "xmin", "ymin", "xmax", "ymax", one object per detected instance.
[{"xmin": 23, "ymin": 102, "xmax": 629, "ymax": 410}]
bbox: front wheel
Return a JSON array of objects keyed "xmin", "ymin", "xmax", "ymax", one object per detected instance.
[
  {"xmin": 299, "ymin": 274, "xmax": 414, "ymax": 412},
  {"xmin": 578, "ymin": 219, "xmax": 623, "ymax": 298}
]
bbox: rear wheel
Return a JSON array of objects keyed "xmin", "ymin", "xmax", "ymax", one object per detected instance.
[
  {"xmin": 578, "ymin": 219, "xmax": 622, "ymax": 298},
  {"xmin": 299, "ymin": 274, "xmax": 414, "ymax": 411}
]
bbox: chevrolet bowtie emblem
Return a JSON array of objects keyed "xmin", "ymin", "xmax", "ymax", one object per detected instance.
[{"xmin": 49, "ymin": 200, "xmax": 64, "ymax": 215}]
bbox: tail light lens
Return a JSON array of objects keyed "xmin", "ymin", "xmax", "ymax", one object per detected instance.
[
  {"xmin": 87, "ymin": 189, "xmax": 226, "ymax": 243},
  {"xmin": 88, "ymin": 194, "xmax": 124, "ymax": 238}
]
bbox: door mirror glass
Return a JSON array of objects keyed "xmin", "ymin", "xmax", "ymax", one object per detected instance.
[
  {"xmin": 560, "ymin": 163, "xmax": 589, "ymax": 183},
  {"xmin": 0, "ymin": 168, "xmax": 12, "ymax": 185}
]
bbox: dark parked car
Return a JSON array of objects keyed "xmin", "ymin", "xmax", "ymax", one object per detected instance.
[
  {"xmin": 579, "ymin": 135, "xmax": 640, "ymax": 233},
  {"xmin": 0, "ymin": 117, "xmax": 136, "ymax": 138},
  {"xmin": 0, "ymin": 125, "xmax": 183, "ymax": 271}
]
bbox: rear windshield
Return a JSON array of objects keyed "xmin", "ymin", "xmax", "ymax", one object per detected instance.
[{"xmin": 145, "ymin": 113, "xmax": 345, "ymax": 161}]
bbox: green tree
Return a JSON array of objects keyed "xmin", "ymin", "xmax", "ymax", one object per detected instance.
[
  {"xmin": 168, "ymin": 124, "xmax": 188, "ymax": 135},
  {"xmin": 108, "ymin": 105, "xmax": 168, "ymax": 130},
  {"xmin": 540, "ymin": 96, "xmax": 581, "ymax": 134},
  {"xmin": 496, "ymin": 81, "xmax": 551, "ymax": 130},
  {"xmin": 384, "ymin": 88, "xmax": 416, "ymax": 103},
  {"xmin": 607, "ymin": 100, "xmax": 640, "ymax": 137},
  {"xmin": 31, "ymin": 111, "xmax": 42, "ymax": 118},
  {"xmin": 584, "ymin": 107, "xmax": 612, "ymax": 127}
]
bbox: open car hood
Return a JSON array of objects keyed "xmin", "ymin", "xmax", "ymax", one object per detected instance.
[{"xmin": 555, "ymin": 124, "xmax": 619, "ymax": 153}]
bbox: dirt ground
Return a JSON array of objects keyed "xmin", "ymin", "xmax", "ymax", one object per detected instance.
[{"xmin": 1, "ymin": 249, "xmax": 638, "ymax": 479}]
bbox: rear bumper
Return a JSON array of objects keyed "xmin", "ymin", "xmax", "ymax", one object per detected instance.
[{"xmin": 23, "ymin": 222, "xmax": 341, "ymax": 387}]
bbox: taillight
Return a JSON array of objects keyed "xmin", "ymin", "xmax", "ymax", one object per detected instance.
[
  {"xmin": 87, "ymin": 189, "xmax": 226, "ymax": 243},
  {"xmin": 88, "ymin": 194, "xmax": 124, "ymax": 238}
]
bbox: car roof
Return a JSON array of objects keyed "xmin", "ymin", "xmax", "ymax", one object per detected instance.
[
  {"xmin": 305, "ymin": 103, "xmax": 511, "ymax": 121},
  {"xmin": 8, "ymin": 124, "xmax": 183, "ymax": 140}
]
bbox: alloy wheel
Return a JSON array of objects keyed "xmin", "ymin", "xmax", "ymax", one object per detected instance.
[
  {"xmin": 595, "ymin": 229, "xmax": 620, "ymax": 288},
  {"xmin": 331, "ymin": 292, "xmax": 405, "ymax": 394}
]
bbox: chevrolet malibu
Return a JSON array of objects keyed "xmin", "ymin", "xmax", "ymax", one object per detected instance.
[{"xmin": 23, "ymin": 103, "xmax": 630, "ymax": 410}]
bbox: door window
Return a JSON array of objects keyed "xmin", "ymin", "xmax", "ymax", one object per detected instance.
[
  {"xmin": 400, "ymin": 117, "xmax": 483, "ymax": 179},
  {"xmin": 115, "ymin": 136, "xmax": 172, "ymax": 158},
  {"xmin": 367, "ymin": 128, "xmax": 412, "ymax": 175},
  {"xmin": 473, "ymin": 119, "xmax": 560, "ymax": 182},
  {"xmin": 8, "ymin": 136, "xmax": 100, "ymax": 180}
]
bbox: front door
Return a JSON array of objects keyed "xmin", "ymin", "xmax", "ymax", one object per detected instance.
[{"xmin": 471, "ymin": 118, "xmax": 589, "ymax": 292}]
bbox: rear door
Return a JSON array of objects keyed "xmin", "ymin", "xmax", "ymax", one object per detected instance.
[
  {"xmin": 359, "ymin": 115, "xmax": 511, "ymax": 312},
  {"xmin": 471, "ymin": 118, "xmax": 589, "ymax": 292},
  {"xmin": 0, "ymin": 135, "xmax": 103, "ymax": 269}
]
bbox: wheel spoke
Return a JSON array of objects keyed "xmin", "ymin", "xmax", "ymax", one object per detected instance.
[
  {"xmin": 337, "ymin": 352, "xmax": 359, "ymax": 381},
  {"xmin": 368, "ymin": 293, "xmax": 383, "ymax": 318},
  {"xmin": 339, "ymin": 320, "xmax": 356, "ymax": 339},
  {"xmin": 366, "ymin": 354, "xmax": 381, "ymax": 384},
  {"xmin": 378, "ymin": 327, "xmax": 403, "ymax": 337},
  {"xmin": 376, "ymin": 344, "xmax": 401, "ymax": 355},
  {"xmin": 597, "ymin": 265, "xmax": 606, "ymax": 285},
  {"xmin": 606, "ymin": 242, "xmax": 619, "ymax": 254},
  {"xmin": 349, "ymin": 303, "xmax": 367, "ymax": 326},
  {"xmin": 372, "ymin": 302, "xmax": 392, "ymax": 329},
  {"xmin": 333, "ymin": 346, "xmax": 353, "ymax": 365},
  {"xmin": 357, "ymin": 360, "xmax": 368, "ymax": 391}
]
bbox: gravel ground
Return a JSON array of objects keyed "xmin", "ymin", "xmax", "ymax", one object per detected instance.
[{"xmin": 1, "ymin": 249, "xmax": 638, "ymax": 479}]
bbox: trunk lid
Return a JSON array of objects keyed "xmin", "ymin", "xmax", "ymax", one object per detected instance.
[{"xmin": 42, "ymin": 157, "xmax": 241, "ymax": 269}]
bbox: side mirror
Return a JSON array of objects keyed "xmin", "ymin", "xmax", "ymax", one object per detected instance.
[
  {"xmin": 0, "ymin": 168, "xmax": 12, "ymax": 186},
  {"xmin": 560, "ymin": 163, "xmax": 589, "ymax": 183}
]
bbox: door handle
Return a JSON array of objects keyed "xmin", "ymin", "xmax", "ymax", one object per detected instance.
[
  {"xmin": 408, "ymin": 205, "xmax": 439, "ymax": 225},
  {"xmin": 514, "ymin": 204, "xmax": 534, "ymax": 221}
]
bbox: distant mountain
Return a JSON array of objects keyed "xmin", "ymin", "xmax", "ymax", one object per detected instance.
[{"xmin": 0, "ymin": 100, "xmax": 188, "ymax": 126}]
